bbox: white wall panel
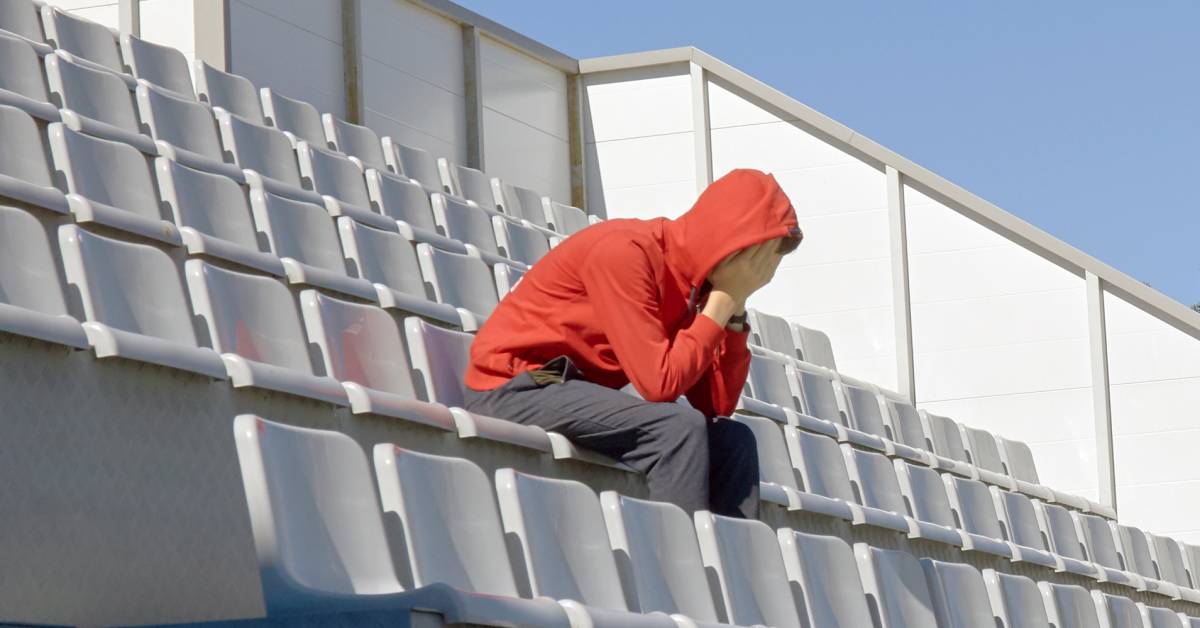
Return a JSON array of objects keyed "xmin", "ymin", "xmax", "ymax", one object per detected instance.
[
  {"xmin": 140, "ymin": 0, "xmax": 194, "ymax": 58},
  {"xmin": 483, "ymin": 108, "xmax": 570, "ymax": 202},
  {"xmin": 64, "ymin": 3, "xmax": 117, "ymax": 26},
  {"xmin": 584, "ymin": 65, "xmax": 692, "ymax": 142}
]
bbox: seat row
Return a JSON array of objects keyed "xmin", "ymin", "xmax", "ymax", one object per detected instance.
[{"xmin": 234, "ymin": 413, "xmax": 1200, "ymax": 628}]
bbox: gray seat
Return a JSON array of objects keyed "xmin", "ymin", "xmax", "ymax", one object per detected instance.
[
  {"xmin": 495, "ymin": 470, "xmax": 679, "ymax": 628},
  {"xmin": 40, "ymin": 5, "xmax": 131, "ymax": 83},
  {"xmin": 215, "ymin": 109, "xmax": 324, "ymax": 204},
  {"xmin": 959, "ymin": 425, "xmax": 1022, "ymax": 490},
  {"xmin": 154, "ymin": 157, "xmax": 284, "ymax": 276},
  {"xmin": 1150, "ymin": 534, "xmax": 1200, "ymax": 603},
  {"xmin": 323, "ymin": 114, "xmax": 387, "ymax": 171},
  {"xmin": 992, "ymin": 485, "xmax": 1098, "ymax": 577},
  {"xmin": 1141, "ymin": 604, "xmax": 1187, "ymax": 628},
  {"xmin": 1038, "ymin": 583, "xmax": 1101, "ymax": 628},
  {"xmin": 295, "ymin": 140, "xmax": 398, "ymax": 232},
  {"xmin": 0, "ymin": 205, "xmax": 87, "ymax": 348},
  {"xmin": 742, "ymin": 352, "xmax": 840, "ymax": 438},
  {"xmin": 747, "ymin": 308, "xmax": 799, "ymax": 359},
  {"xmin": 184, "ymin": 259, "xmax": 348, "ymax": 405},
  {"xmin": 921, "ymin": 411, "xmax": 977, "ymax": 477},
  {"xmin": 840, "ymin": 380, "xmax": 926, "ymax": 462},
  {"xmin": 135, "ymin": 79, "xmax": 245, "ymax": 180},
  {"xmin": 383, "ymin": 138, "xmax": 446, "ymax": 192},
  {"xmin": 119, "ymin": 33, "xmax": 193, "ymax": 98},
  {"xmin": 493, "ymin": 215, "xmax": 550, "ymax": 265},
  {"xmin": 783, "ymin": 426, "xmax": 907, "ymax": 532},
  {"xmin": 693, "ymin": 511, "xmax": 802, "ymax": 628},
  {"xmin": 335, "ymin": 217, "xmax": 461, "ymax": 326},
  {"xmin": 793, "ymin": 360, "xmax": 887, "ymax": 452},
  {"xmin": 731, "ymin": 413, "xmax": 855, "ymax": 520},
  {"xmin": 791, "ymin": 321, "xmax": 837, "ymax": 370},
  {"xmin": 496, "ymin": 180, "xmax": 553, "ymax": 230},
  {"xmin": 881, "ymin": 395, "xmax": 948, "ymax": 469},
  {"xmin": 58, "ymin": 225, "xmax": 224, "ymax": 377},
  {"xmin": 981, "ymin": 570, "xmax": 1051, "ymax": 628},
  {"xmin": 1116, "ymin": 525, "xmax": 1180, "ymax": 598},
  {"xmin": 920, "ymin": 558, "xmax": 996, "ymax": 628},
  {"xmin": 999, "ymin": 436, "xmax": 1106, "ymax": 517},
  {"xmin": 44, "ymin": 51, "xmax": 156, "ymax": 153},
  {"xmin": 0, "ymin": 32, "xmax": 57, "ymax": 120},
  {"xmin": 1074, "ymin": 511, "xmax": 1143, "ymax": 590},
  {"xmin": 544, "ymin": 198, "xmax": 590, "ymax": 234},
  {"xmin": 247, "ymin": 188, "xmax": 376, "ymax": 301},
  {"xmin": 364, "ymin": 168, "xmax": 468, "ymax": 252},
  {"xmin": 439, "ymin": 160, "xmax": 496, "ymax": 209},
  {"xmin": 431, "ymin": 192, "xmax": 510, "ymax": 266},
  {"xmin": 1092, "ymin": 592, "xmax": 1147, "ymax": 628},
  {"xmin": 0, "ymin": 105, "xmax": 68, "ymax": 213},
  {"xmin": 776, "ymin": 529, "xmax": 874, "ymax": 628},
  {"xmin": 415, "ymin": 242, "xmax": 499, "ymax": 331},
  {"xmin": 1034, "ymin": 500, "xmax": 1109, "ymax": 581},
  {"xmin": 299, "ymin": 290, "xmax": 455, "ymax": 431},
  {"xmin": 194, "ymin": 59, "xmax": 263, "ymax": 123},
  {"xmin": 494, "ymin": 262, "xmax": 525, "ymax": 298},
  {"xmin": 843, "ymin": 447, "xmax": 963, "ymax": 546},
  {"xmin": 47, "ymin": 123, "xmax": 181, "ymax": 245},
  {"xmin": 853, "ymin": 544, "xmax": 938, "ymax": 628},
  {"xmin": 943, "ymin": 474, "xmax": 1062, "ymax": 563},
  {"xmin": 260, "ymin": 87, "xmax": 325, "ymax": 146},
  {"xmin": 1185, "ymin": 544, "xmax": 1200, "ymax": 591},
  {"xmin": 0, "ymin": 0, "xmax": 50, "ymax": 54},
  {"xmin": 893, "ymin": 459, "xmax": 1014, "ymax": 553}
]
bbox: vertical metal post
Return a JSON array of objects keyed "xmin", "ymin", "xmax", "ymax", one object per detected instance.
[
  {"xmin": 194, "ymin": 0, "xmax": 230, "ymax": 71},
  {"xmin": 119, "ymin": 0, "xmax": 140, "ymax": 37},
  {"xmin": 689, "ymin": 61, "xmax": 712, "ymax": 192},
  {"xmin": 341, "ymin": 0, "xmax": 363, "ymax": 124},
  {"xmin": 462, "ymin": 25, "xmax": 485, "ymax": 171},
  {"xmin": 566, "ymin": 73, "xmax": 588, "ymax": 210},
  {"xmin": 887, "ymin": 166, "xmax": 917, "ymax": 403},
  {"xmin": 1087, "ymin": 271, "xmax": 1118, "ymax": 513}
]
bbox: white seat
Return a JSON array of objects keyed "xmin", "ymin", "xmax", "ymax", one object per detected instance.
[
  {"xmin": 495, "ymin": 469, "xmax": 679, "ymax": 628},
  {"xmin": 248, "ymin": 188, "xmax": 377, "ymax": 301},
  {"xmin": 44, "ymin": 51, "xmax": 155, "ymax": 153},
  {"xmin": 215, "ymin": 108, "xmax": 324, "ymax": 204},
  {"xmin": 793, "ymin": 359, "xmax": 887, "ymax": 452},
  {"xmin": 840, "ymin": 380, "xmax": 926, "ymax": 461},
  {"xmin": 184, "ymin": 259, "xmax": 348, "ymax": 405},
  {"xmin": 776, "ymin": 529, "xmax": 874, "ymax": 628},
  {"xmin": 693, "ymin": 511, "xmax": 803, "ymax": 628},
  {"xmin": 260, "ymin": 87, "xmax": 325, "ymax": 146},
  {"xmin": 742, "ymin": 352, "xmax": 840, "ymax": 438},
  {"xmin": 299, "ymin": 290, "xmax": 455, "ymax": 430},
  {"xmin": 415, "ymin": 242, "xmax": 499, "ymax": 331},
  {"xmin": 135, "ymin": 79, "xmax": 245, "ymax": 181},
  {"xmin": 47, "ymin": 123, "xmax": 181, "ymax": 245},
  {"xmin": 1116, "ymin": 525, "xmax": 1180, "ymax": 599},
  {"xmin": 894, "ymin": 459, "xmax": 1010, "ymax": 552},
  {"xmin": 999, "ymin": 435, "xmax": 1112, "ymax": 518},
  {"xmin": 731, "ymin": 413, "xmax": 853, "ymax": 519},
  {"xmin": 981, "ymin": 569, "xmax": 1051, "ymax": 628},
  {"xmin": 0, "ymin": 205, "xmax": 87, "ymax": 348},
  {"xmin": 1185, "ymin": 544, "xmax": 1200, "ymax": 592},
  {"xmin": 920, "ymin": 558, "xmax": 996, "ymax": 628},
  {"xmin": 993, "ymin": 485, "xmax": 1098, "ymax": 577},
  {"xmin": 747, "ymin": 309, "xmax": 799, "ymax": 359},
  {"xmin": 1092, "ymin": 592, "xmax": 1147, "ymax": 628},
  {"xmin": 1039, "ymin": 583, "xmax": 1102, "ymax": 628},
  {"xmin": 791, "ymin": 321, "xmax": 837, "ymax": 371},
  {"xmin": 493, "ymin": 215, "xmax": 550, "ymax": 266},
  {"xmin": 543, "ymin": 198, "xmax": 589, "ymax": 234},
  {"xmin": 363, "ymin": 168, "xmax": 468, "ymax": 252},
  {"xmin": 431, "ymin": 192, "xmax": 510, "ymax": 266},
  {"xmin": 0, "ymin": 32, "xmax": 58, "ymax": 121},
  {"xmin": 58, "ymin": 225, "xmax": 224, "ymax": 377},
  {"xmin": 335, "ymin": 218, "xmax": 461, "ymax": 326},
  {"xmin": 1074, "ymin": 511, "xmax": 1144, "ymax": 590},
  {"xmin": 1034, "ymin": 500, "xmax": 1108, "ymax": 580},
  {"xmin": 783, "ymin": 426, "xmax": 907, "ymax": 532},
  {"xmin": 880, "ymin": 394, "xmax": 948, "ymax": 470},
  {"xmin": 843, "ymin": 447, "xmax": 962, "ymax": 546},
  {"xmin": 383, "ymin": 138, "xmax": 446, "ymax": 192},
  {"xmin": 1150, "ymin": 534, "xmax": 1200, "ymax": 603},
  {"xmin": 959, "ymin": 425, "xmax": 1022, "ymax": 490},
  {"xmin": 119, "ymin": 33, "xmax": 194, "ymax": 98},
  {"xmin": 853, "ymin": 544, "xmax": 938, "ymax": 628},
  {"xmin": 944, "ymin": 474, "xmax": 1063, "ymax": 563},
  {"xmin": 0, "ymin": 0, "xmax": 51, "ymax": 54},
  {"xmin": 194, "ymin": 59, "xmax": 263, "ymax": 123},
  {"xmin": 494, "ymin": 262, "xmax": 526, "ymax": 298},
  {"xmin": 496, "ymin": 180, "xmax": 554, "ymax": 230},
  {"xmin": 323, "ymin": 114, "xmax": 387, "ymax": 171},
  {"xmin": 0, "ymin": 105, "xmax": 68, "ymax": 213},
  {"xmin": 1141, "ymin": 604, "xmax": 1187, "ymax": 628},
  {"xmin": 154, "ymin": 157, "xmax": 285, "ymax": 277},
  {"xmin": 295, "ymin": 140, "xmax": 399, "ymax": 233},
  {"xmin": 438, "ymin": 160, "xmax": 496, "ymax": 209},
  {"xmin": 40, "ymin": 6, "xmax": 131, "ymax": 83},
  {"xmin": 920, "ymin": 411, "xmax": 977, "ymax": 477}
]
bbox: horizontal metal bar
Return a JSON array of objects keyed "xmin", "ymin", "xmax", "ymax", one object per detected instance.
[{"xmin": 409, "ymin": 0, "xmax": 579, "ymax": 73}]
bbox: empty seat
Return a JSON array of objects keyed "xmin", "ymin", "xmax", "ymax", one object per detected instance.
[
  {"xmin": 959, "ymin": 425, "xmax": 1021, "ymax": 488},
  {"xmin": 135, "ymin": 79, "xmax": 244, "ymax": 180},
  {"xmin": 1039, "ymin": 583, "xmax": 1102, "ymax": 628},
  {"xmin": 295, "ymin": 140, "xmax": 398, "ymax": 232},
  {"xmin": 383, "ymin": 138, "xmax": 446, "ymax": 192},
  {"xmin": 184, "ymin": 259, "xmax": 348, "ymax": 405},
  {"xmin": 1074, "ymin": 511, "xmax": 1143, "ymax": 589},
  {"xmin": 194, "ymin": 60, "xmax": 263, "ymax": 123},
  {"xmin": 943, "ymin": 474, "xmax": 1064, "ymax": 565},
  {"xmin": 693, "ymin": 511, "xmax": 802, "ymax": 628},
  {"xmin": 893, "ymin": 460, "xmax": 1016, "ymax": 554},
  {"xmin": 59, "ymin": 225, "xmax": 224, "ymax": 377},
  {"xmin": 299, "ymin": 290, "xmax": 455, "ymax": 430},
  {"xmin": 544, "ymin": 199, "xmax": 590, "ymax": 234},
  {"xmin": 415, "ymin": 243, "xmax": 499, "ymax": 330},
  {"xmin": 260, "ymin": 87, "xmax": 325, "ymax": 146},
  {"xmin": 791, "ymin": 321, "xmax": 837, "ymax": 370},
  {"xmin": 431, "ymin": 192, "xmax": 510, "ymax": 265},
  {"xmin": 119, "ymin": 33, "xmax": 193, "ymax": 98},
  {"xmin": 840, "ymin": 380, "xmax": 926, "ymax": 462},
  {"xmin": 0, "ymin": 105, "xmax": 68, "ymax": 213},
  {"xmin": 494, "ymin": 262, "xmax": 525, "ymax": 298},
  {"xmin": 0, "ymin": 32, "xmax": 57, "ymax": 120},
  {"xmin": 880, "ymin": 394, "xmax": 948, "ymax": 467},
  {"xmin": 47, "ymin": 123, "xmax": 181, "ymax": 245},
  {"xmin": 1151, "ymin": 535, "xmax": 1200, "ymax": 603},
  {"xmin": 747, "ymin": 308, "xmax": 799, "ymax": 359},
  {"xmin": 853, "ymin": 544, "xmax": 938, "ymax": 628},
  {"xmin": 920, "ymin": 558, "xmax": 996, "ymax": 628},
  {"xmin": 999, "ymin": 436, "xmax": 1104, "ymax": 516},
  {"xmin": 1141, "ymin": 604, "xmax": 1187, "ymax": 628},
  {"xmin": 440, "ymin": 160, "xmax": 496, "ymax": 209},
  {"xmin": 154, "ymin": 157, "xmax": 284, "ymax": 276},
  {"xmin": 40, "ymin": 6, "xmax": 130, "ymax": 82},
  {"xmin": 783, "ymin": 426, "xmax": 907, "ymax": 531},
  {"xmin": 323, "ymin": 114, "xmax": 387, "ymax": 171},
  {"xmin": 1116, "ymin": 524, "xmax": 1180, "ymax": 598},
  {"xmin": 496, "ymin": 180, "xmax": 553, "ymax": 230},
  {"xmin": 1034, "ymin": 500, "xmax": 1106, "ymax": 580},
  {"xmin": 842, "ymin": 447, "xmax": 961, "ymax": 545},
  {"xmin": 742, "ymin": 352, "xmax": 840, "ymax": 437},
  {"xmin": 776, "ymin": 529, "xmax": 874, "ymax": 627},
  {"xmin": 0, "ymin": 0, "xmax": 50, "ymax": 53},
  {"xmin": 247, "ymin": 189, "xmax": 376, "ymax": 301},
  {"xmin": 335, "ymin": 218, "xmax": 460, "ymax": 326},
  {"xmin": 0, "ymin": 205, "xmax": 87, "ymax": 348},
  {"xmin": 731, "ymin": 413, "xmax": 854, "ymax": 520},
  {"xmin": 981, "ymin": 570, "xmax": 1051, "ymax": 628},
  {"xmin": 363, "ymin": 168, "xmax": 467, "ymax": 251},
  {"xmin": 1093, "ymin": 592, "xmax": 1147, "ymax": 628},
  {"xmin": 215, "ymin": 109, "xmax": 324, "ymax": 203},
  {"xmin": 493, "ymin": 216, "xmax": 550, "ymax": 266},
  {"xmin": 992, "ymin": 486, "xmax": 1097, "ymax": 577},
  {"xmin": 44, "ymin": 51, "xmax": 156, "ymax": 153},
  {"xmin": 793, "ymin": 360, "xmax": 886, "ymax": 451},
  {"xmin": 921, "ymin": 411, "xmax": 976, "ymax": 477},
  {"xmin": 598, "ymin": 492, "xmax": 726, "ymax": 623}
]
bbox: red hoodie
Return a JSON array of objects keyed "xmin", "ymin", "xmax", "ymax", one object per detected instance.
[{"xmin": 465, "ymin": 169, "xmax": 799, "ymax": 418}]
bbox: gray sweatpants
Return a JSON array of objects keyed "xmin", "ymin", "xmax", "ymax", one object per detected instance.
[{"xmin": 464, "ymin": 357, "xmax": 760, "ymax": 518}]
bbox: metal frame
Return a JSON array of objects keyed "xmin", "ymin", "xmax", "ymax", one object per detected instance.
[
  {"xmin": 887, "ymin": 166, "xmax": 916, "ymax": 404},
  {"xmin": 341, "ymin": 0, "xmax": 364, "ymax": 125},
  {"xmin": 118, "ymin": 0, "xmax": 140, "ymax": 37},
  {"xmin": 689, "ymin": 62, "xmax": 713, "ymax": 191},
  {"xmin": 462, "ymin": 24, "xmax": 486, "ymax": 170},
  {"xmin": 1087, "ymin": 271, "xmax": 1118, "ymax": 513},
  {"xmin": 194, "ymin": 0, "xmax": 231, "ymax": 72}
]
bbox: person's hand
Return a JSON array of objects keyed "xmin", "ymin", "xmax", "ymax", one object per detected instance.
[{"xmin": 708, "ymin": 240, "xmax": 784, "ymax": 306}]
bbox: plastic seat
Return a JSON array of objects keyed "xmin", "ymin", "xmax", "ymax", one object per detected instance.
[
  {"xmin": 783, "ymin": 426, "xmax": 907, "ymax": 532},
  {"xmin": 544, "ymin": 199, "xmax": 590, "ymax": 234},
  {"xmin": 431, "ymin": 192, "xmax": 510, "ymax": 266},
  {"xmin": 44, "ymin": 51, "xmax": 156, "ymax": 153},
  {"xmin": 215, "ymin": 109, "xmax": 324, "ymax": 204},
  {"xmin": 981, "ymin": 570, "xmax": 1051, "ymax": 628},
  {"xmin": 1074, "ymin": 511, "xmax": 1143, "ymax": 590},
  {"xmin": 493, "ymin": 215, "xmax": 550, "ymax": 265},
  {"xmin": 599, "ymin": 492, "xmax": 732, "ymax": 626},
  {"xmin": 791, "ymin": 321, "xmax": 837, "ymax": 370},
  {"xmin": 0, "ymin": 0, "xmax": 50, "ymax": 54},
  {"xmin": 299, "ymin": 290, "xmax": 455, "ymax": 431},
  {"xmin": 335, "ymin": 218, "xmax": 460, "ymax": 327},
  {"xmin": 747, "ymin": 309, "xmax": 799, "ymax": 359},
  {"xmin": 1034, "ymin": 501, "xmax": 1108, "ymax": 580},
  {"xmin": 135, "ymin": 79, "xmax": 245, "ymax": 180},
  {"xmin": 999, "ymin": 436, "xmax": 1107, "ymax": 517},
  {"xmin": 383, "ymin": 139, "xmax": 446, "ymax": 192},
  {"xmin": 893, "ymin": 460, "xmax": 1013, "ymax": 553},
  {"xmin": 47, "ymin": 123, "xmax": 180, "ymax": 245},
  {"xmin": 840, "ymin": 380, "xmax": 926, "ymax": 461},
  {"xmin": 40, "ymin": 5, "xmax": 131, "ymax": 83},
  {"xmin": 0, "ymin": 32, "xmax": 57, "ymax": 120},
  {"xmin": 776, "ymin": 529, "xmax": 873, "ymax": 628},
  {"xmin": 247, "ymin": 188, "xmax": 376, "ymax": 301},
  {"xmin": 1039, "ymin": 583, "xmax": 1102, "ymax": 628},
  {"xmin": 920, "ymin": 558, "xmax": 996, "ymax": 628},
  {"xmin": 496, "ymin": 180, "xmax": 554, "ymax": 230},
  {"xmin": 741, "ymin": 352, "xmax": 839, "ymax": 437},
  {"xmin": 119, "ymin": 33, "xmax": 193, "ymax": 98},
  {"xmin": 323, "ymin": 114, "xmax": 387, "ymax": 171},
  {"xmin": 921, "ymin": 411, "xmax": 977, "ymax": 477},
  {"xmin": 59, "ymin": 225, "xmax": 224, "ymax": 377},
  {"xmin": 793, "ymin": 360, "xmax": 886, "ymax": 452},
  {"xmin": 1140, "ymin": 604, "xmax": 1187, "ymax": 628},
  {"xmin": 415, "ymin": 243, "xmax": 499, "ymax": 331},
  {"xmin": 880, "ymin": 395, "xmax": 948, "ymax": 468},
  {"xmin": 194, "ymin": 59, "xmax": 263, "ymax": 123},
  {"xmin": 1092, "ymin": 592, "xmax": 1147, "ymax": 628},
  {"xmin": 0, "ymin": 205, "xmax": 87, "ymax": 348},
  {"xmin": 731, "ymin": 413, "xmax": 853, "ymax": 519},
  {"xmin": 261, "ymin": 87, "xmax": 325, "ymax": 146},
  {"xmin": 1116, "ymin": 525, "xmax": 1180, "ymax": 598},
  {"xmin": 439, "ymin": 160, "xmax": 496, "ymax": 209},
  {"xmin": 993, "ymin": 486, "xmax": 1098, "ymax": 577},
  {"xmin": 1150, "ymin": 535, "xmax": 1200, "ymax": 603},
  {"xmin": 154, "ymin": 157, "xmax": 284, "ymax": 276},
  {"xmin": 295, "ymin": 140, "xmax": 399, "ymax": 232},
  {"xmin": 853, "ymin": 544, "xmax": 938, "ymax": 628},
  {"xmin": 185, "ymin": 259, "xmax": 348, "ymax": 405},
  {"xmin": 494, "ymin": 263, "xmax": 525, "ymax": 298},
  {"xmin": 363, "ymin": 168, "xmax": 468, "ymax": 252},
  {"xmin": 0, "ymin": 105, "xmax": 68, "ymax": 213},
  {"xmin": 960, "ymin": 425, "xmax": 1029, "ymax": 492},
  {"xmin": 843, "ymin": 447, "xmax": 963, "ymax": 546},
  {"xmin": 943, "ymin": 474, "xmax": 1065, "ymax": 564},
  {"xmin": 693, "ymin": 511, "xmax": 803, "ymax": 628}
]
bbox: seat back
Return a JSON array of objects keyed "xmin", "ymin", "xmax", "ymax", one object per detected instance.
[
  {"xmin": 0, "ymin": 105, "xmax": 55, "ymax": 186},
  {"xmin": 600, "ymin": 492, "xmax": 719, "ymax": 620},
  {"xmin": 1035, "ymin": 501, "xmax": 1089, "ymax": 561},
  {"xmin": 842, "ymin": 447, "xmax": 907, "ymax": 514},
  {"xmin": 748, "ymin": 308, "xmax": 798, "ymax": 358},
  {"xmin": 300, "ymin": 290, "xmax": 417, "ymax": 398},
  {"xmin": 0, "ymin": 206, "xmax": 72, "ymax": 317},
  {"xmin": 981, "ymin": 570, "xmax": 1050, "ymax": 628},
  {"xmin": 921, "ymin": 559, "xmax": 996, "ymax": 628},
  {"xmin": 296, "ymin": 141, "xmax": 370, "ymax": 208},
  {"xmin": 324, "ymin": 115, "xmax": 386, "ymax": 170},
  {"xmin": 883, "ymin": 397, "xmax": 929, "ymax": 451},
  {"xmin": 854, "ymin": 544, "xmax": 937, "ymax": 628},
  {"xmin": 261, "ymin": 88, "xmax": 325, "ymax": 146},
  {"xmin": 432, "ymin": 193, "xmax": 499, "ymax": 254},
  {"xmin": 962, "ymin": 425, "xmax": 1006, "ymax": 474},
  {"xmin": 1076, "ymin": 512, "xmax": 1124, "ymax": 571},
  {"xmin": 1143, "ymin": 605, "xmax": 1187, "ymax": 628},
  {"xmin": 415, "ymin": 243, "xmax": 499, "ymax": 320},
  {"xmin": 45, "ymin": 52, "xmax": 139, "ymax": 132},
  {"xmin": 793, "ymin": 322, "xmax": 837, "ymax": 370},
  {"xmin": 216, "ymin": 110, "xmax": 303, "ymax": 186},
  {"xmin": 1093, "ymin": 592, "xmax": 1145, "ymax": 628},
  {"xmin": 992, "ymin": 487, "xmax": 1050, "ymax": 551},
  {"xmin": 0, "ymin": 33, "xmax": 52, "ymax": 107},
  {"xmin": 999, "ymin": 436, "xmax": 1043, "ymax": 484},
  {"xmin": 498, "ymin": 181, "xmax": 550, "ymax": 228},
  {"xmin": 403, "ymin": 315, "xmax": 472, "ymax": 407},
  {"xmin": 121, "ymin": 33, "xmax": 193, "ymax": 98},
  {"xmin": 1039, "ymin": 583, "xmax": 1101, "ymax": 628},
  {"xmin": 249, "ymin": 189, "xmax": 347, "ymax": 274},
  {"xmin": 388, "ymin": 140, "xmax": 444, "ymax": 192},
  {"xmin": 785, "ymin": 427, "xmax": 858, "ymax": 502},
  {"xmin": 447, "ymin": 162, "xmax": 495, "ymax": 209},
  {"xmin": 694, "ymin": 512, "xmax": 802, "ymax": 628},
  {"xmin": 746, "ymin": 352, "xmax": 800, "ymax": 409},
  {"xmin": 943, "ymin": 475, "xmax": 1006, "ymax": 539},
  {"xmin": 195, "ymin": 60, "xmax": 263, "ymax": 123},
  {"xmin": 136, "ymin": 80, "xmax": 226, "ymax": 161},
  {"xmin": 48, "ymin": 124, "xmax": 161, "ymax": 221},
  {"xmin": 893, "ymin": 460, "xmax": 957, "ymax": 527},
  {"xmin": 0, "ymin": 0, "xmax": 45, "ymax": 43},
  {"xmin": 364, "ymin": 169, "xmax": 438, "ymax": 232},
  {"xmin": 793, "ymin": 361, "xmax": 844, "ymax": 424},
  {"xmin": 1151, "ymin": 534, "xmax": 1191, "ymax": 588},
  {"xmin": 841, "ymin": 381, "xmax": 890, "ymax": 438},
  {"xmin": 494, "ymin": 262, "xmax": 525, "ymax": 298},
  {"xmin": 1116, "ymin": 524, "xmax": 1159, "ymax": 579},
  {"xmin": 337, "ymin": 218, "xmax": 427, "ymax": 300},
  {"xmin": 731, "ymin": 413, "xmax": 800, "ymax": 492},
  {"xmin": 155, "ymin": 158, "xmax": 260, "ymax": 251},
  {"xmin": 493, "ymin": 216, "xmax": 549, "ymax": 265},
  {"xmin": 42, "ymin": 6, "xmax": 122, "ymax": 73},
  {"xmin": 923, "ymin": 411, "xmax": 971, "ymax": 463},
  {"xmin": 778, "ymin": 530, "xmax": 873, "ymax": 628},
  {"xmin": 544, "ymin": 199, "xmax": 588, "ymax": 234}
]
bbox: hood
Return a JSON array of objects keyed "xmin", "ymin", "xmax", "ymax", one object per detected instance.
[{"xmin": 664, "ymin": 168, "xmax": 799, "ymax": 288}]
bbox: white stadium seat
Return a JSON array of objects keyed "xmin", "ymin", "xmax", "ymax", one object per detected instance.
[
  {"xmin": 44, "ymin": 51, "xmax": 155, "ymax": 153},
  {"xmin": 943, "ymin": 474, "xmax": 1063, "ymax": 566},
  {"xmin": 0, "ymin": 0, "xmax": 51, "ymax": 54},
  {"xmin": 0, "ymin": 105, "xmax": 68, "ymax": 213},
  {"xmin": 494, "ymin": 262, "xmax": 525, "ymax": 298},
  {"xmin": 431, "ymin": 192, "xmax": 511, "ymax": 266},
  {"xmin": 1116, "ymin": 524, "xmax": 1181, "ymax": 599},
  {"xmin": 0, "ymin": 205, "xmax": 87, "ymax": 348},
  {"xmin": 439, "ymin": 159, "xmax": 497, "ymax": 209},
  {"xmin": 784, "ymin": 427, "xmax": 907, "ymax": 532},
  {"xmin": 119, "ymin": 33, "xmax": 194, "ymax": 98},
  {"xmin": 842, "ymin": 447, "xmax": 963, "ymax": 546},
  {"xmin": 543, "ymin": 198, "xmax": 590, "ymax": 234},
  {"xmin": 215, "ymin": 108, "xmax": 324, "ymax": 204},
  {"xmin": 792, "ymin": 359, "xmax": 887, "ymax": 452},
  {"xmin": 415, "ymin": 242, "xmax": 500, "ymax": 330},
  {"xmin": 732, "ymin": 413, "xmax": 850, "ymax": 519},
  {"xmin": 323, "ymin": 114, "xmax": 387, "ymax": 171},
  {"xmin": 195, "ymin": 59, "xmax": 264, "ymax": 123},
  {"xmin": 0, "ymin": 32, "xmax": 58, "ymax": 121},
  {"xmin": 840, "ymin": 379, "xmax": 927, "ymax": 462},
  {"xmin": 1151, "ymin": 534, "xmax": 1200, "ymax": 603},
  {"xmin": 791, "ymin": 321, "xmax": 837, "ymax": 371},
  {"xmin": 260, "ymin": 87, "xmax": 326, "ymax": 147},
  {"xmin": 992, "ymin": 486, "xmax": 1098, "ymax": 577},
  {"xmin": 384, "ymin": 138, "xmax": 446, "ymax": 192},
  {"xmin": 1091, "ymin": 591, "xmax": 1143, "ymax": 628},
  {"xmin": 1141, "ymin": 604, "xmax": 1188, "ymax": 628},
  {"xmin": 694, "ymin": 511, "xmax": 803, "ymax": 628},
  {"xmin": 492, "ymin": 215, "xmax": 550, "ymax": 266},
  {"xmin": 893, "ymin": 459, "xmax": 997, "ymax": 551},
  {"xmin": 742, "ymin": 352, "xmax": 841, "ymax": 437},
  {"xmin": 959, "ymin": 425, "xmax": 1022, "ymax": 490},
  {"xmin": 40, "ymin": 5, "xmax": 131, "ymax": 82},
  {"xmin": 1039, "ymin": 582, "xmax": 1102, "ymax": 628},
  {"xmin": 921, "ymin": 411, "xmax": 978, "ymax": 477},
  {"xmin": 1074, "ymin": 511, "xmax": 1143, "ymax": 590},
  {"xmin": 920, "ymin": 558, "xmax": 997, "ymax": 628},
  {"xmin": 777, "ymin": 529, "xmax": 874, "ymax": 628},
  {"xmin": 981, "ymin": 569, "xmax": 1051, "ymax": 628},
  {"xmin": 853, "ymin": 544, "xmax": 938, "ymax": 628},
  {"xmin": 747, "ymin": 308, "xmax": 799, "ymax": 359},
  {"xmin": 135, "ymin": 80, "xmax": 245, "ymax": 180},
  {"xmin": 363, "ymin": 168, "xmax": 468, "ymax": 251},
  {"xmin": 496, "ymin": 180, "xmax": 554, "ymax": 230},
  {"xmin": 295, "ymin": 140, "xmax": 399, "ymax": 233}
]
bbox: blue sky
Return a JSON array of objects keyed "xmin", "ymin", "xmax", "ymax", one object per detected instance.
[{"xmin": 457, "ymin": 1, "xmax": 1199, "ymax": 306}]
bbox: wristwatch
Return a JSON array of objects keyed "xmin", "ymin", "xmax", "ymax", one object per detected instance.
[{"xmin": 726, "ymin": 312, "xmax": 748, "ymax": 333}]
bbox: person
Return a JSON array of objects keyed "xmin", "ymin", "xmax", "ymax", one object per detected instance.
[{"xmin": 464, "ymin": 169, "xmax": 802, "ymax": 518}]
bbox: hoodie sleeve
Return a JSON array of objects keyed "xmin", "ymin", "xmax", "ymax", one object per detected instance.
[
  {"xmin": 580, "ymin": 235, "xmax": 728, "ymax": 403},
  {"xmin": 685, "ymin": 328, "xmax": 751, "ymax": 418}
]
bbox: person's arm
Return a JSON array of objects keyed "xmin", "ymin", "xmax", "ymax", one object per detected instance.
[{"xmin": 685, "ymin": 326, "xmax": 751, "ymax": 418}]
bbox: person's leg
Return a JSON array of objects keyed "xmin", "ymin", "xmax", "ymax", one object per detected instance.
[{"xmin": 706, "ymin": 418, "xmax": 760, "ymax": 519}]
